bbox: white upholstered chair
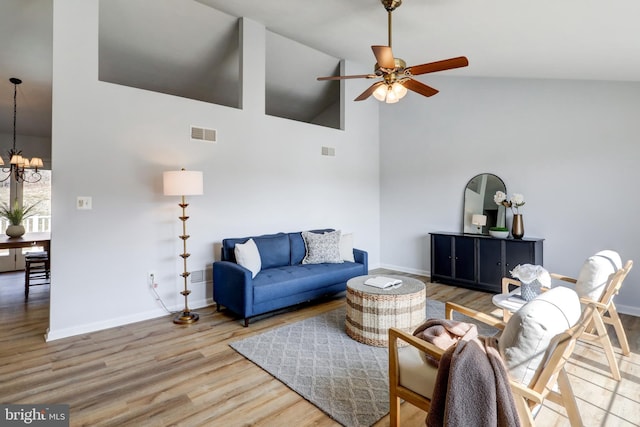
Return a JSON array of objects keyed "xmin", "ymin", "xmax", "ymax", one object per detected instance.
[
  {"xmin": 389, "ymin": 286, "xmax": 594, "ymax": 427},
  {"xmin": 550, "ymin": 251, "xmax": 632, "ymax": 381},
  {"xmin": 501, "ymin": 250, "xmax": 632, "ymax": 380}
]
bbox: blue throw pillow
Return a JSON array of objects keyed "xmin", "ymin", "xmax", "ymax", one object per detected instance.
[{"xmin": 254, "ymin": 233, "xmax": 290, "ymax": 269}]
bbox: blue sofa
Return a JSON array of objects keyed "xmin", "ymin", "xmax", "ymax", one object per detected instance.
[{"xmin": 213, "ymin": 229, "xmax": 368, "ymax": 326}]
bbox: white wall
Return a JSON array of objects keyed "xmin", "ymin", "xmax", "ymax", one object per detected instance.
[
  {"xmin": 380, "ymin": 75, "xmax": 640, "ymax": 315},
  {"xmin": 48, "ymin": 0, "xmax": 380, "ymax": 340}
]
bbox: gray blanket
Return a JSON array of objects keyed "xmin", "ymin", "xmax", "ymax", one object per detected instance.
[{"xmin": 425, "ymin": 333, "xmax": 521, "ymax": 427}]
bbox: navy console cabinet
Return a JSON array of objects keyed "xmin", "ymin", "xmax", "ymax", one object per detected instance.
[{"xmin": 430, "ymin": 232, "xmax": 544, "ymax": 293}]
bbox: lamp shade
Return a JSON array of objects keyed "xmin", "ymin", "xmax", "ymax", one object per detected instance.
[
  {"xmin": 163, "ymin": 170, "xmax": 203, "ymax": 196},
  {"xmin": 30, "ymin": 157, "xmax": 44, "ymax": 168},
  {"xmin": 471, "ymin": 214, "xmax": 487, "ymax": 226}
]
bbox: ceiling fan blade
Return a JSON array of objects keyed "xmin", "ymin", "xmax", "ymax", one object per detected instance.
[
  {"xmin": 371, "ymin": 45, "xmax": 396, "ymax": 70},
  {"xmin": 406, "ymin": 56, "xmax": 469, "ymax": 76},
  {"xmin": 354, "ymin": 81, "xmax": 385, "ymax": 101},
  {"xmin": 317, "ymin": 74, "xmax": 377, "ymax": 81},
  {"xmin": 402, "ymin": 78, "xmax": 439, "ymax": 97}
]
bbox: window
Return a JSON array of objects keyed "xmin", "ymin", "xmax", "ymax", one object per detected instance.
[
  {"xmin": 0, "ymin": 170, "xmax": 51, "ymax": 272},
  {"xmin": 23, "ymin": 170, "xmax": 51, "ymax": 232}
]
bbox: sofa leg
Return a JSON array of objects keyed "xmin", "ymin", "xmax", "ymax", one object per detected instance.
[
  {"xmin": 244, "ymin": 318, "xmax": 249, "ymax": 327},
  {"xmin": 216, "ymin": 303, "xmax": 221, "ymax": 312}
]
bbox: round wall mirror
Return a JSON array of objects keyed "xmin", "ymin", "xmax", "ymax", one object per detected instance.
[{"xmin": 463, "ymin": 173, "xmax": 506, "ymax": 235}]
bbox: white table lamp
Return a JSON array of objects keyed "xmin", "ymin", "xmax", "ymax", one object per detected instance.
[{"xmin": 471, "ymin": 214, "xmax": 487, "ymax": 234}]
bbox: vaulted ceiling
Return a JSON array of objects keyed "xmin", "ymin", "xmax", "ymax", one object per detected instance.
[
  {"xmin": 2, "ymin": 0, "xmax": 640, "ymax": 137},
  {"xmin": 198, "ymin": 0, "xmax": 640, "ymax": 81}
]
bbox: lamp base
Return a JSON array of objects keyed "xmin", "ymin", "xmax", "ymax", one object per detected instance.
[{"xmin": 173, "ymin": 311, "xmax": 199, "ymax": 324}]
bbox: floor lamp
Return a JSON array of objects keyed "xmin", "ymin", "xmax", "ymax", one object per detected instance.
[{"xmin": 163, "ymin": 168, "xmax": 204, "ymax": 324}]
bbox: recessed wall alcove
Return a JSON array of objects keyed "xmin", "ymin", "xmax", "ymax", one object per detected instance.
[
  {"xmin": 265, "ymin": 30, "xmax": 341, "ymax": 129},
  {"xmin": 98, "ymin": 0, "xmax": 241, "ymax": 109},
  {"xmin": 98, "ymin": 0, "xmax": 343, "ymax": 130}
]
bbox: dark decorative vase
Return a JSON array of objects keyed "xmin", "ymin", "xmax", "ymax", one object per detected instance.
[{"xmin": 512, "ymin": 214, "xmax": 524, "ymax": 239}]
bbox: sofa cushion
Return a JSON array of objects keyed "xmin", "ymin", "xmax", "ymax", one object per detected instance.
[
  {"xmin": 575, "ymin": 250, "xmax": 622, "ymax": 301},
  {"xmin": 253, "ymin": 233, "xmax": 290, "ymax": 269},
  {"xmin": 302, "ymin": 230, "xmax": 343, "ymax": 264},
  {"xmin": 234, "ymin": 238, "xmax": 261, "ymax": 278},
  {"xmin": 252, "ymin": 262, "xmax": 364, "ymax": 304},
  {"xmin": 498, "ymin": 286, "xmax": 581, "ymax": 386}
]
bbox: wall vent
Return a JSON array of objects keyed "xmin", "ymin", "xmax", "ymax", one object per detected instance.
[
  {"xmin": 191, "ymin": 270, "xmax": 204, "ymax": 283},
  {"xmin": 191, "ymin": 126, "xmax": 217, "ymax": 143},
  {"xmin": 321, "ymin": 146, "xmax": 336, "ymax": 157}
]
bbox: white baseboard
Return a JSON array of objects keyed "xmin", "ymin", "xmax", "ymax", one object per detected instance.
[
  {"xmin": 45, "ymin": 297, "xmax": 212, "ymax": 342},
  {"xmin": 378, "ymin": 263, "xmax": 430, "ymax": 278},
  {"xmin": 615, "ymin": 303, "xmax": 640, "ymax": 317}
]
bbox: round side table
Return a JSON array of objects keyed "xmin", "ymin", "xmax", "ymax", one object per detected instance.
[{"xmin": 345, "ymin": 275, "xmax": 426, "ymax": 347}]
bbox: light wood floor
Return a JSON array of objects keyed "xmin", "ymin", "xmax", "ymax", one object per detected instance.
[{"xmin": 1, "ymin": 269, "xmax": 638, "ymax": 426}]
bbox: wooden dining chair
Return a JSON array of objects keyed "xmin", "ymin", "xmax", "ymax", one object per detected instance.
[
  {"xmin": 25, "ymin": 250, "xmax": 51, "ymax": 298},
  {"xmin": 389, "ymin": 286, "xmax": 594, "ymax": 427}
]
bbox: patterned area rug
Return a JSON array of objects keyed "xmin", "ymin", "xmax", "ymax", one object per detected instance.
[{"xmin": 229, "ymin": 299, "xmax": 497, "ymax": 427}]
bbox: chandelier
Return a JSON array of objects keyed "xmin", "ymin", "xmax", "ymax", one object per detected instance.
[{"xmin": 1, "ymin": 78, "xmax": 43, "ymax": 183}]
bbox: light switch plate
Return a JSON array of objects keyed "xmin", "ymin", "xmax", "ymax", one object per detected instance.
[{"xmin": 77, "ymin": 196, "xmax": 92, "ymax": 210}]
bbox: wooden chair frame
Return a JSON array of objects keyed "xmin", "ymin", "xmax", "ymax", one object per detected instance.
[
  {"xmin": 501, "ymin": 260, "xmax": 632, "ymax": 380},
  {"xmin": 389, "ymin": 302, "xmax": 595, "ymax": 427}
]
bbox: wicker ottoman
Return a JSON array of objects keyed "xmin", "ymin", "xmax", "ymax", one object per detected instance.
[{"xmin": 345, "ymin": 275, "xmax": 426, "ymax": 347}]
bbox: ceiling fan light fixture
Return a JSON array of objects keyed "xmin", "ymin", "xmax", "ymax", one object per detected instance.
[
  {"xmin": 385, "ymin": 87, "xmax": 400, "ymax": 103},
  {"xmin": 391, "ymin": 81, "xmax": 408, "ymax": 98},
  {"xmin": 372, "ymin": 82, "xmax": 407, "ymax": 103},
  {"xmin": 373, "ymin": 84, "xmax": 388, "ymax": 101}
]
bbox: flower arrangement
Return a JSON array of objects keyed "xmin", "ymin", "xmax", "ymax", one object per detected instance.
[
  {"xmin": 494, "ymin": 191, "xmax": 525, "ymax": 214},
  {"xmin": 510, "ymin": 263, "xmax": 550, "ymax": 301},
  {"xmin": 510, "ymin": 264, "xmax": 550, "ymax": 286}
]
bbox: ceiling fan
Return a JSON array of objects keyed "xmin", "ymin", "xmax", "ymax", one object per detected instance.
[{"xmin": 317, "ymin": 0, "xmax": 469, "ymax": 103}]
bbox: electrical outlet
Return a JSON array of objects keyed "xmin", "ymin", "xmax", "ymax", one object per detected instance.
[
  {"xmin": 77, "ymin": 196, "xmax": 92, "ymax": 210},
  {"xmin": 147, "ymin": 271, "xmax": 156, "ymax": 287}
]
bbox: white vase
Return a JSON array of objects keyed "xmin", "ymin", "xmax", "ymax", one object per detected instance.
[{"xmin": 6, "ymin": 224, "xmax": 25, "ymax": 238}]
